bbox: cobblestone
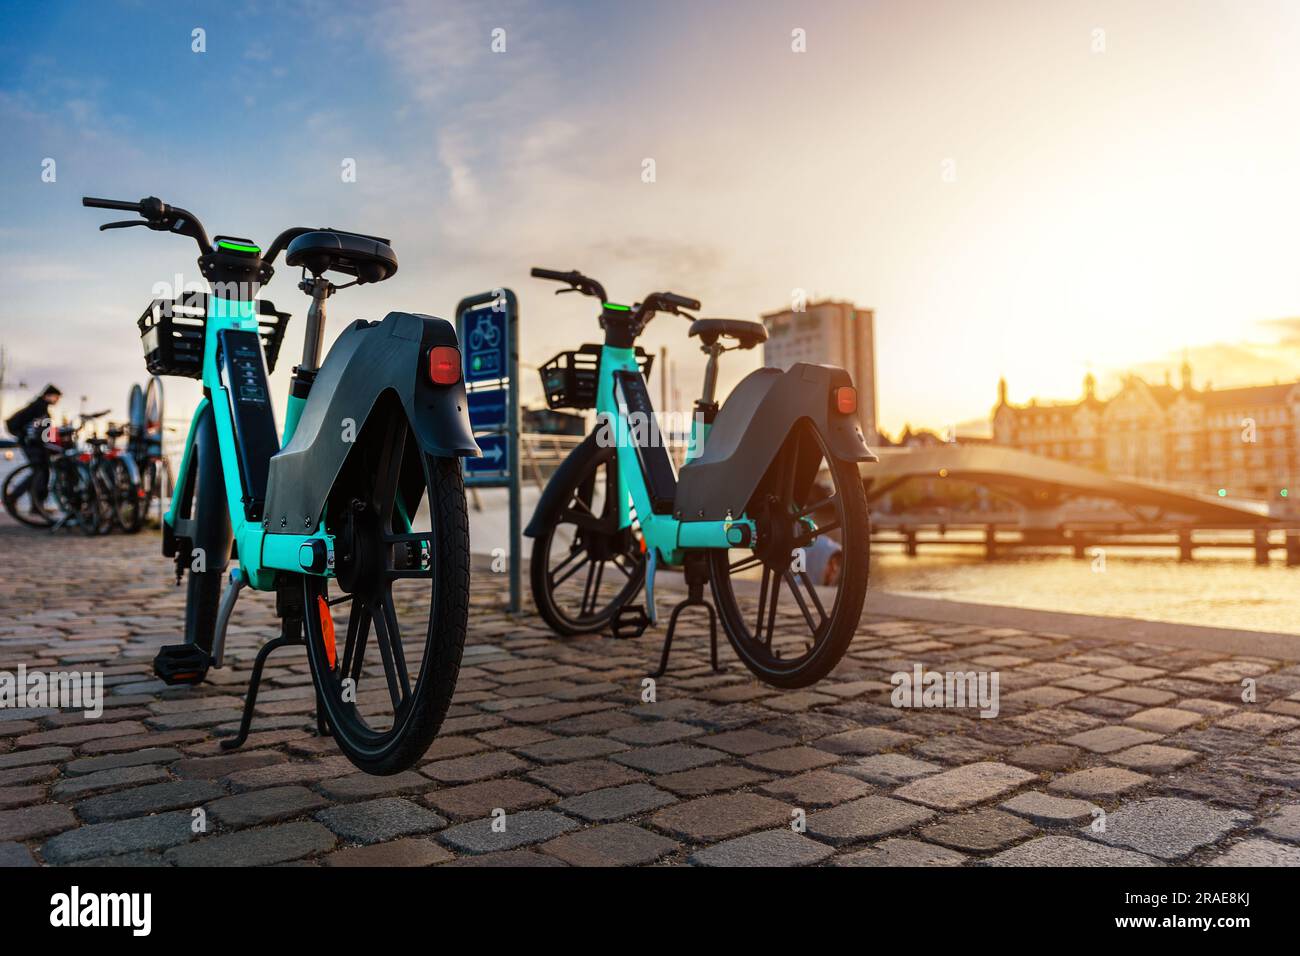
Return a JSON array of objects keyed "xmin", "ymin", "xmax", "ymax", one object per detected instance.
[
  {"xmin": 425, "ymin": 779, "xmax": 558, "ymax": 821},
  {"xmin": 316, "ymin": 798, "xmax": 447, "ymax": 844},
  {"xmin": 540, "ymin": 822, "xmax": 678, "ymax": 866},
  {"xmin": 985, "ymin": 836, "xmax": 1160, "ymax": 866},
  {"xmin": 894, "ymin": 762, "xmax": 1035, "ymax": 810},
  {"xmin": 1086, "ymin": 797, "xmax": 1250, "ymax": 860},
  {"xmin": 805, "ymin": 795, "xmax": 935, "ymax": 845},
  {"xmin": 207, "ymin": 785, "xmax": 329, "ymax": 828},
  {"xmin": 691, "ymin": 828, "xmax": 834, "ymax": 866},
  {"xmin": 166, "ymin": 822, "xmax": 336, "ymax": 866},
  {"xmin": 438, "ymin": 810, "xmax": 578, "ymax": 854},
  {"xmin": 3, "ymin": 522, "xmax": 1295, "ymax": 866},
  {"xmin": 919, "ymin": 809, "xmax": 1038, "ymax": 851},
  {"xmin": 554, "ymin": 783, "xmax": 677, "ymax": 822}
]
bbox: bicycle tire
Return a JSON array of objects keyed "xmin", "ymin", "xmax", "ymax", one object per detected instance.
[
  {"xmin": 302, "ymin": 435, "xmax": 470, "ymax": 775},
  {"xmin": 2, "ymin": 464, "xmax": 55, "ymax": 528},
  {"xmin": 709, "ymin": 422, "xmax": 871, "ymax": 688},
  {"xmin": 529, "ymin": 433, "xmax": 646, "ymax": 635}
]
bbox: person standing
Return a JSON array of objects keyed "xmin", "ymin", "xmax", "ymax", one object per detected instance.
[{"xmin": 5, "ymin": 384, "xmax": 62, "ymax": 512}]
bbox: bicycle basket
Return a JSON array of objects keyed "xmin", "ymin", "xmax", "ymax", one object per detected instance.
[
  {"xmin": 137, "ymin": 292, "xmax": 292, "ymax": 379},
  {"xmin": 539, "ymin": 344, "xmax": 654, "ymax": 410}
]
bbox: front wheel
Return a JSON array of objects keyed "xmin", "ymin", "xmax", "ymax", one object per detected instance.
[
  {"xmin": 529, "ymin": 433, "xmax": 646, "ymax": 635},
  {"xmin": 302, "ymin": 408, "xmax": 470, "ymax": 775},
  {"xmin": 2, "ymin": 464, "xmax": 55, "ymax": 528},
  {"xmin": 710, "ymin": 420, "xmax": 870, "ymax": 688}
]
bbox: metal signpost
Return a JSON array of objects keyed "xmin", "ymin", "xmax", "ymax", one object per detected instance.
[{"xmin": 456, "ymin": 289, "xmax": 521, "ymax": 612}]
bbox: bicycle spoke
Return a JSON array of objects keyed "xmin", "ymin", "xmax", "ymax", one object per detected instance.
[
  {"xmin": 795, "ymin": 494, "xmax": 835, "ymax": 519},
  {"xmin": 754, "ymin": 566, "xmax": 771, "ymax": 643},
  {"xmin": 560, "ymin": 500, "xmax": 605, "ymax": 532},
  {"xmin": 339, "ymin": 598, "xmax": 371, "ymax": 684},
  {"xmin": 729, "ymin": 554, "xmax": 763, "ymax": 574},
  {"xmin": 784, "ymin": 569, "xmax": 824, "ymax": 636},
  {"xmin": 799, "ymin": 569, "xmax": 829, "ymax": 620},
  {"xmin": 552, "ymin": 548, "xmax": 589, "ymax": 588},
  {"xmin": 578, "ymin": 559, "xmax": 598, "ymax": 615},
  {"xmin": 584, "ymin": 560, "xmax": 605, "ymax": 614},
  {"xmin": 763, "ymin": 571, "xmax": 782, "ymax": 650},
  {"xmin": 370, "ymin": 588, "xmax": 410, "ymax": 711},
  {"xmin": 798, "ymin": 519, "xmax": 841, "ymax": 544}
]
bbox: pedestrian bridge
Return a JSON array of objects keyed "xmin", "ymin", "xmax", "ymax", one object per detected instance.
[{"xmin": 861, "ymin": 444, "xmax": 1277, "ymax": 527}]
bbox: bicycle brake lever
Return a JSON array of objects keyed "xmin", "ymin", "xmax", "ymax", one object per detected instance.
[{"xmin": 99, "ymin": 220, "xmax": 147, "ymax": 231}]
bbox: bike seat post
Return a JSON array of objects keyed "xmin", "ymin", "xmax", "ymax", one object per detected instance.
[
  {"xmin": 696, "ymin": 341, "xmax": 725, "ymax": 421},
  {"xmin": 299, "ymin": 277, "xmax": 333, "ymax": 374}
]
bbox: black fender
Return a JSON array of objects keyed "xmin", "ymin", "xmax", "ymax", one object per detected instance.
[
  {"xmin": 163, "ymin": 400, "xmax": 231, "ymax": 569},
  {"xmin": 673, "ymin": 363, "xmax": 877, "ymax": 522},
  {"xmin": 523, "ymin": 431, "xmax": 610, "ymax": 538},
  {"xmin": 264, "ymin": 311, "xmax": 479, "ymax": 535}
]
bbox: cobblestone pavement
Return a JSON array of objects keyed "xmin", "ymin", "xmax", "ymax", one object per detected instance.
[{"xmin": 3, "ymin": 518, "xmax": 1300, "ymax": 867}]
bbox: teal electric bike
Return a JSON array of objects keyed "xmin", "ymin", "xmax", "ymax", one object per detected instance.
[
  {"xmin": 528, "ymin": 269, "xmax": 876, "ymax": 687},
  {"xmin": 84, "ymin": 196, "xmax": 478, "ymax": 774}
]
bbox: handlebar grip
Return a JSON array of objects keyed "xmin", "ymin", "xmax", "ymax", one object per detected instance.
[
  {"xmin": 531, "ymin": 267, "xmax": 577, "ymax": 282},
  {"xmin": 82, "ymin": 197, "xmax": 143, "ymax": 212},
  {"xmin": 661, "ymin": 292, "xmax": 701, "ymax": 311}
]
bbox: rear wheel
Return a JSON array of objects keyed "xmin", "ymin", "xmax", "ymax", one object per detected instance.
[
  {"xmin": 710, "ymin": 420, "xmax": 870, "ymax": 688},
  {"xmin": 107, "ymin": 458, "xmax": 145, "ymax": 533},
  {"xmin": 90, "ymin": 460, "xmax": 118, "ymax": 534},
  {"xmin": 529, "ymin": 433, "xmax": 646, "ymax": 635},
  {"xmin": 72, "ymin": 463, "xmax": 103, "ymax": 536},
  {"xmin": 302, "ymin": 405, "xmax": 471, "ymax": 775},
  {"xmin": 2, "ymin": 464, "xmax": 55, "ymax": 528}
]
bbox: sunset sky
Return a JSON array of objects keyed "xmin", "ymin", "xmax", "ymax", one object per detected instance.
[{"xmin": 3, "ymin": 0, "xmax": 1300, "ymax": 436}]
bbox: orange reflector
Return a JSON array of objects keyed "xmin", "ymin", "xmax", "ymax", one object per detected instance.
[
  {"xmin": 427, "ymin": 346, "xmax": 462, "ymax": 385},
  {"xmin": 317, "ymin": 595, "xmax": 337, "ymax": 669},
  {"xmin": 834, "ymin": 386, "xmax": 857, "ymax": 414}
]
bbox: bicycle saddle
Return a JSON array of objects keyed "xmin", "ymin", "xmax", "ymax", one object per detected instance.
[
  {"xmin": 286, "ymin": 229, "xmax": 398, "ymax": 284},
  {"xmin": 688, "ymin": 318, "xmax": 768, "ymax": 350}
]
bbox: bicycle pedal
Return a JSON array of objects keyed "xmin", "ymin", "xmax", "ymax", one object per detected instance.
[
  {"xmin": 152, "ymin": 643, "xmax": 212, "ymax": 686},
  {"xmin": 611, "ymin": 604, "xmax": 651, "ymax": 640}
]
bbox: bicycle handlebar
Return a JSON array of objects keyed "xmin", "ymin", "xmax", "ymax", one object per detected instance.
[
  {"xmin": 650, "ymin": 291, "xmax": 701, "ymax": 313},
  {"xmin": 530, "ymin": 267, "xmax": 577, "ymax": 283},
  {"xmin": 531, "ymin": 266, "xmax": 701, "ymax": 336},
  {"xmin": 530, "ymin": 267, "xmax": 608, "ymax": 302},
  {"xmin": 82, "ymin": 195, "xmax": 213, "ymax": 253},
  {"xmin": 83, "ymin": 196, "xmax": 144, "ymax": 212}
]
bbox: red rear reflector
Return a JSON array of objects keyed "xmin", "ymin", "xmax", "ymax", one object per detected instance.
[
  {"xmin": 834, "ymin": 386, "xmax": 857, "ymax": 414},
  {"xmin": 427, "ymin": 346, "xmax": 461, "ymax": 385},
  {"xmin": 317, "ymin": 595, "xmax": 337, "ymax": 670}
]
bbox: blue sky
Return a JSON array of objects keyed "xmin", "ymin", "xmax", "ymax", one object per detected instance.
[{"xmin": 4, "ymin": 0, "xmax": 1300, "ymax": 433}]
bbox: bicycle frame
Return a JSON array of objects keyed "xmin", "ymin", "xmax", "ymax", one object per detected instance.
[
  {"xmin": 596, "ymin": 344, "xmax": 754, "ymax": 567},
  {"xmin": 164, "ymin": 294, "xmax": 332, "ymax": 592}
]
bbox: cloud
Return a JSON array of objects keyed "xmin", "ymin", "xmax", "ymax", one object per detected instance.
[{"xmin": 1118, "ymin": 325, "xmax": 1300, "ymax": 393}]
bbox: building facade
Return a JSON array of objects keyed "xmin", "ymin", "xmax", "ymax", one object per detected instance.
[
  {"xmin": 992, "ymin": 361, "xmax": 1300, "ymax": 502},
  {"xmin": 761, "ymin": 300, "xmax": 878, "ymax": 441}
]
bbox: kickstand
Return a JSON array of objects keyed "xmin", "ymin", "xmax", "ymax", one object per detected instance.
[
  {"xmin": 221, "ymin": 615, "xmax": 331, "ymax": 752},
  {"xmin": 650, "ymin": 554, "xmax": 723, "ymax": 679}
]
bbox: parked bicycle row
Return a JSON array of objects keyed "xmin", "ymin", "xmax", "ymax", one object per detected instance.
[
  {"xmin": 68, "ymin": 193, "xmax": 872, "ymax": 775},
  {"xmin": 2, "ymin": 379, "xmax": 170, "ymax": 535}
]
